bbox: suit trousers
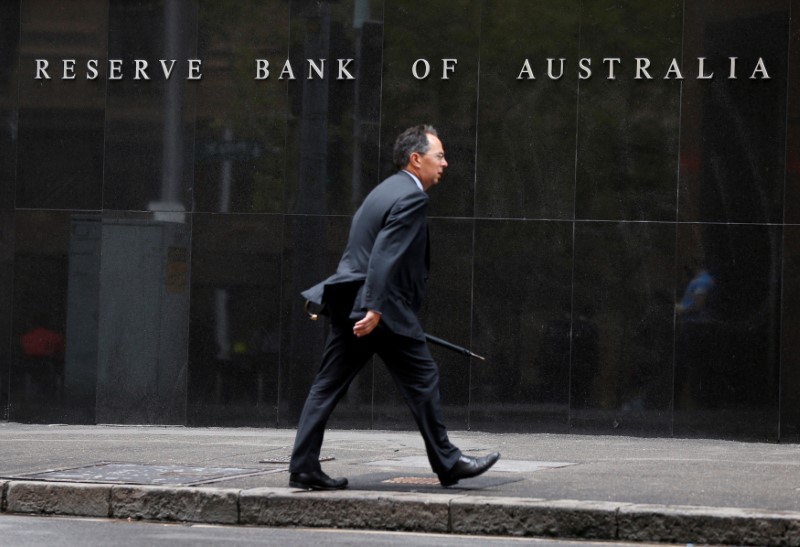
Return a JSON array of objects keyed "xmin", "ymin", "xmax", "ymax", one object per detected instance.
[{"xmin": 289, "ymin": 320, "xmax": 462, "ymax": 477}]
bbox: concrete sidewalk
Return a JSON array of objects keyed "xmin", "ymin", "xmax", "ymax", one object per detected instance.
[{"xmin": 1, "ymin": 422, "xmax": 800, "ymax": 545}]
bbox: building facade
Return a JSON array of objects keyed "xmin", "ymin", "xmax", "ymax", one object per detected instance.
[{"xmin": 1, "ymin": 0, "xmax": 799, "ymax": 441}]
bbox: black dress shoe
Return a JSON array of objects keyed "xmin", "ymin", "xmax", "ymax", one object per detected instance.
[
  {"xmin": 289, "ymin": 471, "xmax": 348, "ymax": 490},
  {"xmin": 439, "ymin": 452, "xmax": 500, "ymax": 487}
]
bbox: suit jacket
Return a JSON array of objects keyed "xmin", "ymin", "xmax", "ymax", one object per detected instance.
[{"xmin": 302, "ymin": 171, "xmax": 430, "ymax": 340}]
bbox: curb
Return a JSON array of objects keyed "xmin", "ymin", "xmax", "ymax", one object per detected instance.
[{"xmin": 3, "ymin": 480, "xmax": 800, "ymax": 546}]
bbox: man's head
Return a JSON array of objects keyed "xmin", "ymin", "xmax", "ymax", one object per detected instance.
[{"xmin": 393, "ymin": 125, "xmax": 448, "ymax": 191}]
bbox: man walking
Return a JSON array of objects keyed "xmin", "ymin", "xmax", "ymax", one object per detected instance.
[{"xmin": 289, "ymin": 125, "xmax": 500, "ymax": 490}]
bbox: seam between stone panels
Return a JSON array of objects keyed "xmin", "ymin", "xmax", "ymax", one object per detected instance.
[
  {"xmin": 446, "ymin": 498, "xmax": 453, "ymax": 534},
  {"xmin": 236, "ymin": 490, "xmax": 242, "ymax": 524},
  {"xmin": 108, "ymin": 485, "xmax": 115, "ymax": 517},
  {"xmin": 234, "ymin": 489, "xmax": 244, "ymax": 525},
  {"xmin": 109, "ymin": 485, "xmax": 122, "ymax": 519},
  {"xmin": 105, "ymin": 483, "xmax": 113, "ymax": 518},
  {"xmin": 1, "ymin": 481, "xmax": 8, "ymax": 513}
]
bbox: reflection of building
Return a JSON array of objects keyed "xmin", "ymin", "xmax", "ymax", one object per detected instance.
[
  {"xmin": 2, "ymin": 0, "xmax": 800, "ymax": 443},
  {"xmin": 64, "ymin": 216, "xmax": 190, "ymax": 424}
]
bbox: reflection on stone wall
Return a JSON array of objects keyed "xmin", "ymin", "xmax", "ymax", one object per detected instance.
[{"xmin": 1, "ymin": 0, "xmax": 797, "ymax": 442}]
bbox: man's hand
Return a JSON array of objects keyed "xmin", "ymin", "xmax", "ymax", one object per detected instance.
[{"xmin": 353, "ymin": 310, "xmax": 381, "ymax": 337}]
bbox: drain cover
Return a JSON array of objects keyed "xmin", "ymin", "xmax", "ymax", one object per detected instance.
[
  {"xmin": 258, "ymin": 455, "xmax": 335, "ymax": 464},
  {"xmin": 9, "ymin": 462, "xmax": 276, "ymax": 486},
  {"xmin": 353, "ymin": 472, "xmax": 523, "ymax": 491},
  {"xmin": 382, "ymin": 477, "xmax": 440, "ymax": 485}
]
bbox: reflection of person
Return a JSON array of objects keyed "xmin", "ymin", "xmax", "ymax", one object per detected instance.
[
  {"xmin": 675, "ymin": 262, "xmax": 718, "ymax": 408},
  {"xmin": 20, "ymin": 321, "xmax": 65, "ymax": 359},
  {"xmin": 676, "ymin": 266, "xmax": 715, "ymax": 319},
  {"xmin": 19, "ymin": 315, "xmax": 65, "ymax": 401},
  {"xmin": 289, "ymin": 125, "xmax": 499, "ymax": 490}
]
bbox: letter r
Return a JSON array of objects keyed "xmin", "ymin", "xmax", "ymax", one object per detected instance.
[{"xmin": 35, "ymin": 59, "xmax": 50, "ymax": 80}]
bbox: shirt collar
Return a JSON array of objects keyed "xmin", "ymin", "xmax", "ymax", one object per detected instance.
[{"xmin": 402, "ymin": 170, "xmax": 424, "ymax": 192}]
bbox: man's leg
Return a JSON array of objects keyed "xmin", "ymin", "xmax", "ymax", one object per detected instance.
[
  {"xmin": 289, "ymin": 323, "xmax": 374, "ymax": 474},
  {"xmin": 377, "ymin": 334, "xmax": 461, "ymax": 476}
]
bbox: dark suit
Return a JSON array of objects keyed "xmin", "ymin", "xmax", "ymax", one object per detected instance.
[{"xmin": 290, "ymin": 171, "xmax": 461, "ymax": 477}]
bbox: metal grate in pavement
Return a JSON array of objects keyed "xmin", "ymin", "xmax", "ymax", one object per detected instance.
[
  {"xmin": 352, "ymin": 472, "xmax": 523, "ymax": 491},
  {"xmin": 258, "ymin": 455, "xmax": 335, "ymax": 464},
  {"xmin": 382, "ymin": 477, "xmax": 441, "ymax": 485},
  {"xmin": 5, "ymin": 462, "xmax": 279, "ymax": 486}
]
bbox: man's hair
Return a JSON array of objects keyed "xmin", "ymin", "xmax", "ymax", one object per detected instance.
[{"xmin": 393, "ymin": 125, "xmax": 438, "ymax": 170}]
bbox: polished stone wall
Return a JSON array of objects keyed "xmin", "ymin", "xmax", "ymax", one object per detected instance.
[{"xmin": 1, "ymin": 0, "xmax": 798, "ymax": 441}]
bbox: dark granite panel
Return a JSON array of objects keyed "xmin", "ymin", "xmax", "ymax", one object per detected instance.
[
  {"xmin": 187, "ymin": 213, "xmax": 283, "ymax": 427},
  {"xmin": 785, "ymin": 1, "xmax": 800, "ymax": 224},
  {"xmin": 0, "ymin": 107, "xmax": 17, "ymax": 209},
  {"xmin": 679, "ymin": 2, "xmax": 789, "ymax": 224},
  {"xmin": 0, "ymin": 213, "xmax": 13, "ymax": 418},
  {"xmin": 575, "ymin": 0, "xmax": 682, "ymax": 222},
  {"xmin": 781, "ymin": 226, "xmax": 800, "ymax": 440},
  {"xmin": 379, "ymin": 0, "xmax": 479, "ymax": 218},
  {"xmin": 12, "ymin": 212, "xmax": 102, "ymax": 423},
  {"xmin": 470, "ymin": 220, "xmax": 573, "ymax": 433},
  {"xmin": 476, "ymin": 0, "xmax": 579, "ymax": 220},
  {"xmin": 570, "ymin": 222, "xmax": 674, "ymax": 436},
  {"xmin": 781, "ymin": 3, "xmax": 800, "ymax": 440},
  {"xmin": 352, "ymin": 17, "xmax": 385, "ymax": 208},
  {"xmin": 0, "ymin": 1, "xmax": 19, "ymax": 210},
  {"xmin": 284, "ymin": 0, "xmax": 383, "ymax": 216},
  {"xmin": 10, "ymin": 211, "xmax": 79, "ymax": 423},
  {"xmin": 0, "ymin": 3, "xmax": 18, "ymax": 415},
  {"xmin": 673, "ymin": 223, "xmax": 781, "ymax": 441},
  {"xmin": 193, "ymin": 1, "xmax": 289, "ymax": 214},
  {"xmin": 61, "ymin": 214, "xmax": 102, "ymax": 423},
  {"xmin": 372, "ymin": 219, "xmax": 473, "ymax": 431},
  {"xmin": 95, "ymin": 211, "xmax": 191, "ymax": 425},
  {"xmin": 421, "ymin": 219, "xmax": 473, "ymax": 428},
  {"xmin": 278, "ymin": 214, "xmax": 360, "ymax": 428},
  {"xmin": 16, "ymin": 1, "xmax": 106, "ymax": 210},
  {"xmin": 103, "ymin": 0, "xmax": 198, "ymax": 212}
]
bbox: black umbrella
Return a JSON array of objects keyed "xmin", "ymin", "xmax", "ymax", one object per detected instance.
[{"xmin": 425, "ymin": 333, "xmax": 486, "ymax": 361}]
